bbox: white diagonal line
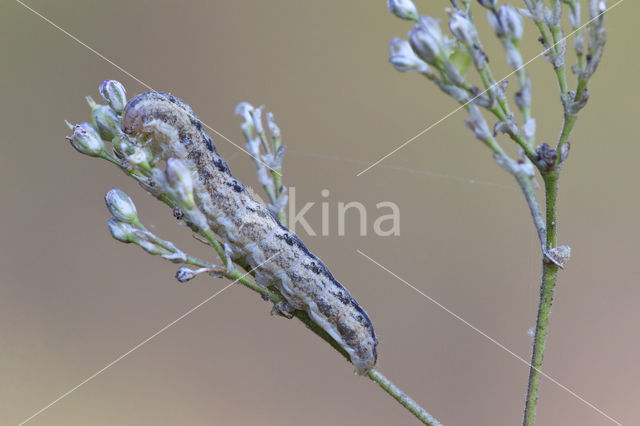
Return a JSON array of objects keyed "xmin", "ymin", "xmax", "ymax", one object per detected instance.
[
  {"xmin": 356, "ymin": 0, "xmax": 625, "ymax": 176},
  {"xmin": 356, "ymin": 249, "xmax": 622, "ymax": 426},
  {"xmin": 18, "ymin": 252, "xmax": 279, "ymax": 425},
  {"xmin": 17, "ymin": 282, "xmax": 232, "ymax": 425},
  {"xmin": 14, "ymin": 0, "xmax": 279, "ymax": 175}
]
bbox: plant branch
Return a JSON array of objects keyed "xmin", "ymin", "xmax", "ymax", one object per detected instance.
[
  {"xmin": 523, "ymin": 170, "xmax": 560, "ymax": 426},
  {"xmin": 556, "ymin": 113, "xmax": 577, "ymax": 164},
  {"xmin": 513, "ymin": 170, "xmax": 546, "ymax": 251},
  {"xmin": 368, "ymin": 368, "xmax": 442, "ymax": 426}
]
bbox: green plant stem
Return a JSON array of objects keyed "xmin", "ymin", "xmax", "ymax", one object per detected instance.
[
  {"xmin": 367, "ymin": 369, "xmax": 442, "ymax": 426},
  {"xmin": 272, "ymin": 169, "xmax": 286, "ymax": 226},
  {"xmin": 481, "ymin": 136, "xmax": 551, "ymax": 263},
  {"xmin": 478, "ymin": 64, "xmax": 512, "ymax": 119},
  {"xmin": 515, "ymin": 67, "xmax": 532, "ymax": 125},
  {"xmin": 556, "ymin": 114, "xmax": 578, "ymax": 164},
  {"xmin": 523, "ymin": 170, "xmax": 560, "ymax": 426},
  {"xmin": 539, "ymin": 1, "xmax": 570, "ymax": 106}
]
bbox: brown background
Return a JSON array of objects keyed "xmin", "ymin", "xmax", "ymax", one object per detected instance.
[{"xmin": 2, "ymin": 1, "xmax": 637, "ymax": 425}]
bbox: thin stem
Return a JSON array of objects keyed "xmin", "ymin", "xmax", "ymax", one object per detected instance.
[
  {"xmin": 546, "ymin": 1, "xmax": 570, "ymax": 106},
  {"xmin": 556, "ymin": 114, "xmax": 577, "ymax": 164},
  {"xmin": 200, "ymin": 228, "xmax": 229, "ymax": 265},
  {"xmin": 367, "ymin": 369, "xmax": 442, "ymax": 426},
  {"xmin": 514, "ymin": 171, "xmax": 546, "ymax": 250},
  {"xmin": 534, "ymin": 21, "xmax": 553, "ymax": 51},
  {"xmin": 487, "ymin": 101, "xmax": 537, "ymax": 161},
  {"xmin": 515, "ymin": 68, "xmax": 531, "ymax": 124},
  {"xmin": 523, "ymin": 170, "xmax": 560, "ymax": 426},
  {"xmin": 478, "ymin": 66, "xmax": 511, "ymax": 118}
]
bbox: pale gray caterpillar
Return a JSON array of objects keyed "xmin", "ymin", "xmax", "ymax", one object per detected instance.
[{"xmin": 121, "ymin": 92, "xmax": 377, "ymax": 374}]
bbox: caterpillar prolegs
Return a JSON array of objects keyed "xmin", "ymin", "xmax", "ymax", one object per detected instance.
[{"xmin": 121, "ymin": 92, "xmax": 378, "ymax": 374}]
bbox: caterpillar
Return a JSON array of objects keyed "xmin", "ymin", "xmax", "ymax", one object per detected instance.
[{"xmin": 121, "ymin": 91, "xmax": 378, "ymax": 374}]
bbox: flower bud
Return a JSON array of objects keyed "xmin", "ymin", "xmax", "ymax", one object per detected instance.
[
  {"xmin": 409, "ymin": 17, "xmax": 446, "ymax": 66},
  {"xmin": 448, "ymin": 11, "xmax": 477, "ymax": 46},
  {"xmin": 87, "ymin": 97, "xmax": 120, "ymax": 141},
  {"xmin": 465, "ymin": 105, "xmax": 491, "ymax": 141},
  {"xmin": 176, "ymin": 267, "xmax": 197, "ymax": 283},
  {"xmin": 388, "ymin": 38, "xmax": 430, "ymax": 73},
  {"xmin": 251, "ymin": 106, "xmax": 264, "ymax": 135},
  {"xmin": 98, "ymin": 80, "xmax": 127, "ymax": 114},
  {"xmin": 387, "ymin": 0, "xmax": 418, "ymax": 21},
  {"xmin": 67, "ymin": 122, "xmax": 105, "ymax": 157},
  {"xmin": 488, "ymin": 5, "xmax": 524, "ymax": 41},
  {"xmin": 165, "ymin": 158, "xmax": 195, "ymax": 207},
  {"xmin": 568, "ymin": 1, "xmax": 581, "ymax": 28},
  {"xmin": 108, "ymin": 217, "xmax": 137, "ymax": 243},
  {"xmin": 105, "ymin": 188, "xmax": 140, "ymax": 226},
  {"xmin": 266, "ymin": 112, "xmax": 281, "ymax": 139},
  {"xmin": 234, "ymin": 102, "xmax": 254, "ymax": 124}
]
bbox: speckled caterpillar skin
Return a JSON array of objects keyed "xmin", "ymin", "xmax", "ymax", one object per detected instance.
[{"xmin": 121, "ymin": 91, "xmax": 377, "ymax": 374}]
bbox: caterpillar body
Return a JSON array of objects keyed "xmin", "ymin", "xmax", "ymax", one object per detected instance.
[{"xmin": 121, "ymin": 91, "xmax": 377, "ymax": 374}]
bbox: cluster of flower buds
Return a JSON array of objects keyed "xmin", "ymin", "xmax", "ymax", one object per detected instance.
[
  {"xmin": 104, "ymin": 188, "xmax": 189, "ymax": 263},
  {"xmin": 409, "ymin": 16, "xmax": 457, "ymax": 69},
  {"xmin": 481, "ymin": 3, "xmax": 524, "ymax": 70},
  {"xmin": 67, "ymin": 80, "xmax": 178, "ymax": 183},
  {"xmin": 387, "ymin": 1, "xmax": 504, "ymax": 142},
  {"xmin": 581, "ymin": 1, "xmax": 607, "ymax": 82},
  {"xmin": 235, "ymin": 102, "xmax": 287, "ymax": 222},
  {"xmin": 486, "ymin": 4, "xmax": 523, "ymax": 42},
  {"xmin": 68, "ymin": 81, "xmax": 228, "ymax": 280},
  {"xmin": 388, "ymin": 38, "xmax": 431, "ymax": 75},
  {"xmin": 66, "ymin": 80, "xmax": 133, "ymax": 164},
  {"xmin": 386, "ymin": 1, "xmax": 474, "ymax": 90}
]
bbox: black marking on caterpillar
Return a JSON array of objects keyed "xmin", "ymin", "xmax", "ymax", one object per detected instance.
[{"xmin": 121, "ymin": 91, "xmax": 378, "ymax": 374}]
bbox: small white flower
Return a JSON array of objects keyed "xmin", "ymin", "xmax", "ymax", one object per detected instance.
[
  {"xmin": 107, "ymin": 217, "xmax": 137, "ymax": 243},
  {"xmin": 105, "ymin": 188, "xmax": 140, "ymax": 225},
  {"xmin": 98, "ymin": 80, "xmax": 127, "ymax": 114},
  {"xmin": 387, "ymin": 0, "xmax": 418, "ymax": 21},
  {"xmin": 67, "ymin": 122, "xmax": 105, "ymax": 157},
  {"xmin": 448, "ymin": 11, "xmax": 477, "ymax": 46},
  {"xmin": 165, "ymin": 158, "xmax": 196, "ymax": 207},
  {"xmin": 409, "ymin": 17, "xmax": 446, "ymax": 65},
  {"xmin": 388, "ymin": 38, "xmax": 429, "ymax": 73}
]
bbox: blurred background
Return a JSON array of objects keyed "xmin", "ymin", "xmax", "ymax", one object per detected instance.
[{"xmin": 1, "ymin": 1, "xmax": 637, "ymax": 425}]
